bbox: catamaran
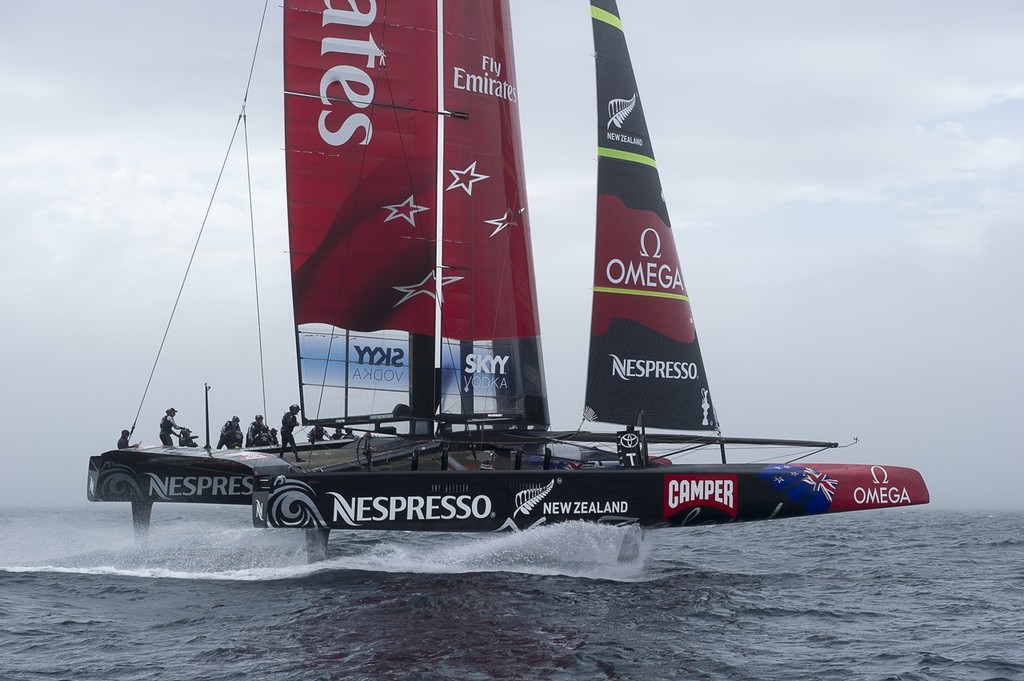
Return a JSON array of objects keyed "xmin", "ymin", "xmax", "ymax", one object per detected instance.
[{"xmin": 87, "ymin": 0, "xmax": 928, "ymax": 561}]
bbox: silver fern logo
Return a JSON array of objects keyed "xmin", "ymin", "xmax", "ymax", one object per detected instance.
[
  {"xmin": 607, "ymin": 93, "xmax": 637, "ymax": 130},
  {"xmin": 513, "ymin": 479, "xmax": 555, "ymax": 517}
]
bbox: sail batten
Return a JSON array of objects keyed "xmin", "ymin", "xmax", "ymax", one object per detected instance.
[{"xmin": 584, "ymin": 0, "xmax": 716, "ymax": 432}]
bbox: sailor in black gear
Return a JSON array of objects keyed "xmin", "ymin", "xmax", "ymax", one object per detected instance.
[
  {"xmin": 159, "ymin": 408, "xmax": 181, "ymax": 446},
  {"xmin": 281, "ymin": 404, "xmax": 302, "ymax": 461},
  {"xmin": 178, "ymin": 428, "xmax": 199, "ymax": 447},
  {"xmin": 331, "ymin": 427, "xmax": 353, "ymax": 440},
  {"xmin": 217, "ymin": 416, "xmax": 243, "ymax": 449},
  {"xmin": 118, "ymin": 429, "xmax": 131, "ymax": 449},
  {"xmin": 247, "ymin": 415, "xmax": 269, "ymax": 447},
  {"xmin": 308, "ymin": 424, "xmax": 327, "ymax": 443}
]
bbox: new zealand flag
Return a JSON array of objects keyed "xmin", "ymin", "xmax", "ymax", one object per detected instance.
[{"xmin": 759, "ymin": 464, "xmax": 838, "ymax": 515}]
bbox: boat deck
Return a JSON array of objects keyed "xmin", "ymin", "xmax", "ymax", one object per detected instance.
[{"xmin": 281, "ymin": 439, "xmax": 586, "ymax": 473}]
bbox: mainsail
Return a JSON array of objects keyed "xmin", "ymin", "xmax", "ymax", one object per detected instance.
[
  {"xmin": 584, "ymin": 0, "xmax": 716, "ymax": 431},
  {"xmin": 284, "ymin": 0, "xmax": 547, "ymax": 431}
]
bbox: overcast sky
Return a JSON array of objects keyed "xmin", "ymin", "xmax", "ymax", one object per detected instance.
[{"xmin": 1, "ymin": 1, "xmax": 1021, "ymax": 511}]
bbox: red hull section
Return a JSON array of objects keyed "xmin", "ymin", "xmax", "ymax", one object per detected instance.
[{"xmin": 812, "ymin": 464, "xmax": 930, "ymax": 513}]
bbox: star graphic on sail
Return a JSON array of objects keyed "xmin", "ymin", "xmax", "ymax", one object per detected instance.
[
  {"xmin": 446, "ymin": 161, "xmax": 489, "ymax": 196},
  {"xmin": 392, "ymin": 270, "xmax": 464, "ymax": 307},
  {"xmin": 483, "ymin": 207, "xmax": 522, "ymax": 237},
  {"xmin": 381, "ymin": 195, "xmax": 429, "ymax": 227}
]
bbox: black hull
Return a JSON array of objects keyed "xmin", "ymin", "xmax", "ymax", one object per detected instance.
[
  {"xmin": 88, "ymin": 449, "xmax": 267, "ymax": 506},
  {"xmin": 253, "ymin": 464, "xmax": 929, "ymax": 532},
  {"xmin": 88, "ymin": 445, "xmax": 929, "ymax": 534}
]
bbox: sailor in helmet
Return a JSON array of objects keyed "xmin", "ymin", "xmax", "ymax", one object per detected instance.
[
  {"xmin": 281, "ymin": 404, "xmax": 303, "ymax": 462},
  {"xmin": 247, "ymin": 414, "xmax": 269, "ymax": 447},
  {"xmin": 159, "ymin": 408, "xmax": 181, "ymax": 446},
  {"xmin": 117, "ymin": 429, "xmax": 139, "ymax": 449},
  {"xmin": 218, "ymin": 415, "xmax": 243, "ymax": 449}
]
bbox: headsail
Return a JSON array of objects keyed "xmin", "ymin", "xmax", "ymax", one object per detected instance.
[
  {"xmin": 584, "ymin": 1, "xmax": 716, "ymax": 431},
  {"xmin": 283, "ymin": 0, "xmax": 547, "ymax": 431}
]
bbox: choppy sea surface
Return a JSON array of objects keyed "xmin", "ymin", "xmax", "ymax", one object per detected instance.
[{"xmin": 1, "ymin": 505, "xmax": 1021, "ymax": 681}]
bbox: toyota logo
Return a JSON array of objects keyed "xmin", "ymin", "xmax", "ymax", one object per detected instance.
[{"xmin": 619, "ymin": 433, "xmax": 639, "ymax": 449}]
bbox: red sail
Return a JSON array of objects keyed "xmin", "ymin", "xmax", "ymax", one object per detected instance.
[
  {"xmin": 440, "ymin": 0, "xmax": 539, "ymax": 341},
  {"xmin": 437, "ymin": 0, "xmax": 548, "ymax": 425},
  {"xmin": 284, "ymin": 0, "xmax": 547, "ymax": 427},
  {"xmin": 285, "ymin": 0, "xmax": 439, "ymax": 335},
  {"xmin": 284, "ymin": 1, "xmax": 440, "ymax": 422}
]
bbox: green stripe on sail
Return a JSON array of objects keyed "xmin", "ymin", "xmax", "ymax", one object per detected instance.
[
  {"xmin": 590, "ymin": 6, "xmax": 623, "ymax": 31},
  {"xmin": 597, "ymin": 146, "xmax": 658, "ymax": 169},
  {"xmin": 593, "ymin": 286, "xmax": 689, "ymax": 302}
]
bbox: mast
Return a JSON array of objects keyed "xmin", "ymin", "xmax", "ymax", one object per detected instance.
[{"xmin": 584, "ymin": 1, "xmax": 716, "ymax": 431}]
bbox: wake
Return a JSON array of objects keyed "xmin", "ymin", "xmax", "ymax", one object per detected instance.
[{"xmin": 1, "ymin": 513, "xmax": 651, "ymax": 582}]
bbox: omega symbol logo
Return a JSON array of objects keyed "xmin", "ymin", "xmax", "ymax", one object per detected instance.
[
  {"xmin": 870, "ymin": 466, "xmax": 889, "ymax": 484},
  {"xmin": 639, "ymin": 228, "xmax": 662, "ymax": 259}
]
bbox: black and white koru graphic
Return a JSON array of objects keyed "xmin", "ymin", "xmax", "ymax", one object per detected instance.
[
  {"xmin": 267, "ymin": 476, "xmax": 327, "ymax": 528},
  {"xmin": 95, "ymin": 462, "xmax": 143, "ymax": 500}
]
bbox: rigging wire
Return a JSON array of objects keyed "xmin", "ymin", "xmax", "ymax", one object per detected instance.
[
  {"xmin": 244, "ymin": 0, "xmax": 272, "ymax": 419},
  {"xmin": 130, "ymin": 0, "xmax": 272, "ymax": 438},
  {"xmin": 244, "ymin": 0, "xmax": 271, "ymax": 419},
  {"xmin": 130, "ymin": 114, "xmax": 245, "ymax": 438},
  {"xmin": 243, "ymin": 112, "xmax": 268, "ymax": 418}
]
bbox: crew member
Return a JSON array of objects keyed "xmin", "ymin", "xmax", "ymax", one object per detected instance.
[
  {"xmin": 281, "ymin": 404, "xmax": 302, "ymax": 462},
  {"xmin": 179, "ymin": 428, "xmax": 199, "ymax": 447},
  {"xmin": 117, "ymin": 429, "xmax": 139, "ymax": 449},
  {"xmin": 247, "ymin": 415, "xmax": 269, "ymax": 447},
  {"xmin": 308, "ymin": 424, "xmax": 327, "ymax": 443},
  {"xmin": 217, "ymin": 416, "xmax": 243, "ymax": 449},
  {"xmin": 159, "ymin": 408, "xmax": 181, "ymax": 446}
]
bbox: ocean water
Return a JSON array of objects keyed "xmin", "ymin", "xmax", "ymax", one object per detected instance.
[{"xmin": 1, "ymin": 505, "xmax": 1021, "ymax": 681}]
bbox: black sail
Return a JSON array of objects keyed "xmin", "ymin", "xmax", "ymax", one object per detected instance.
[{"xmin": 584, "ymin": 0, "xmax": 716, "ymax": 431}]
